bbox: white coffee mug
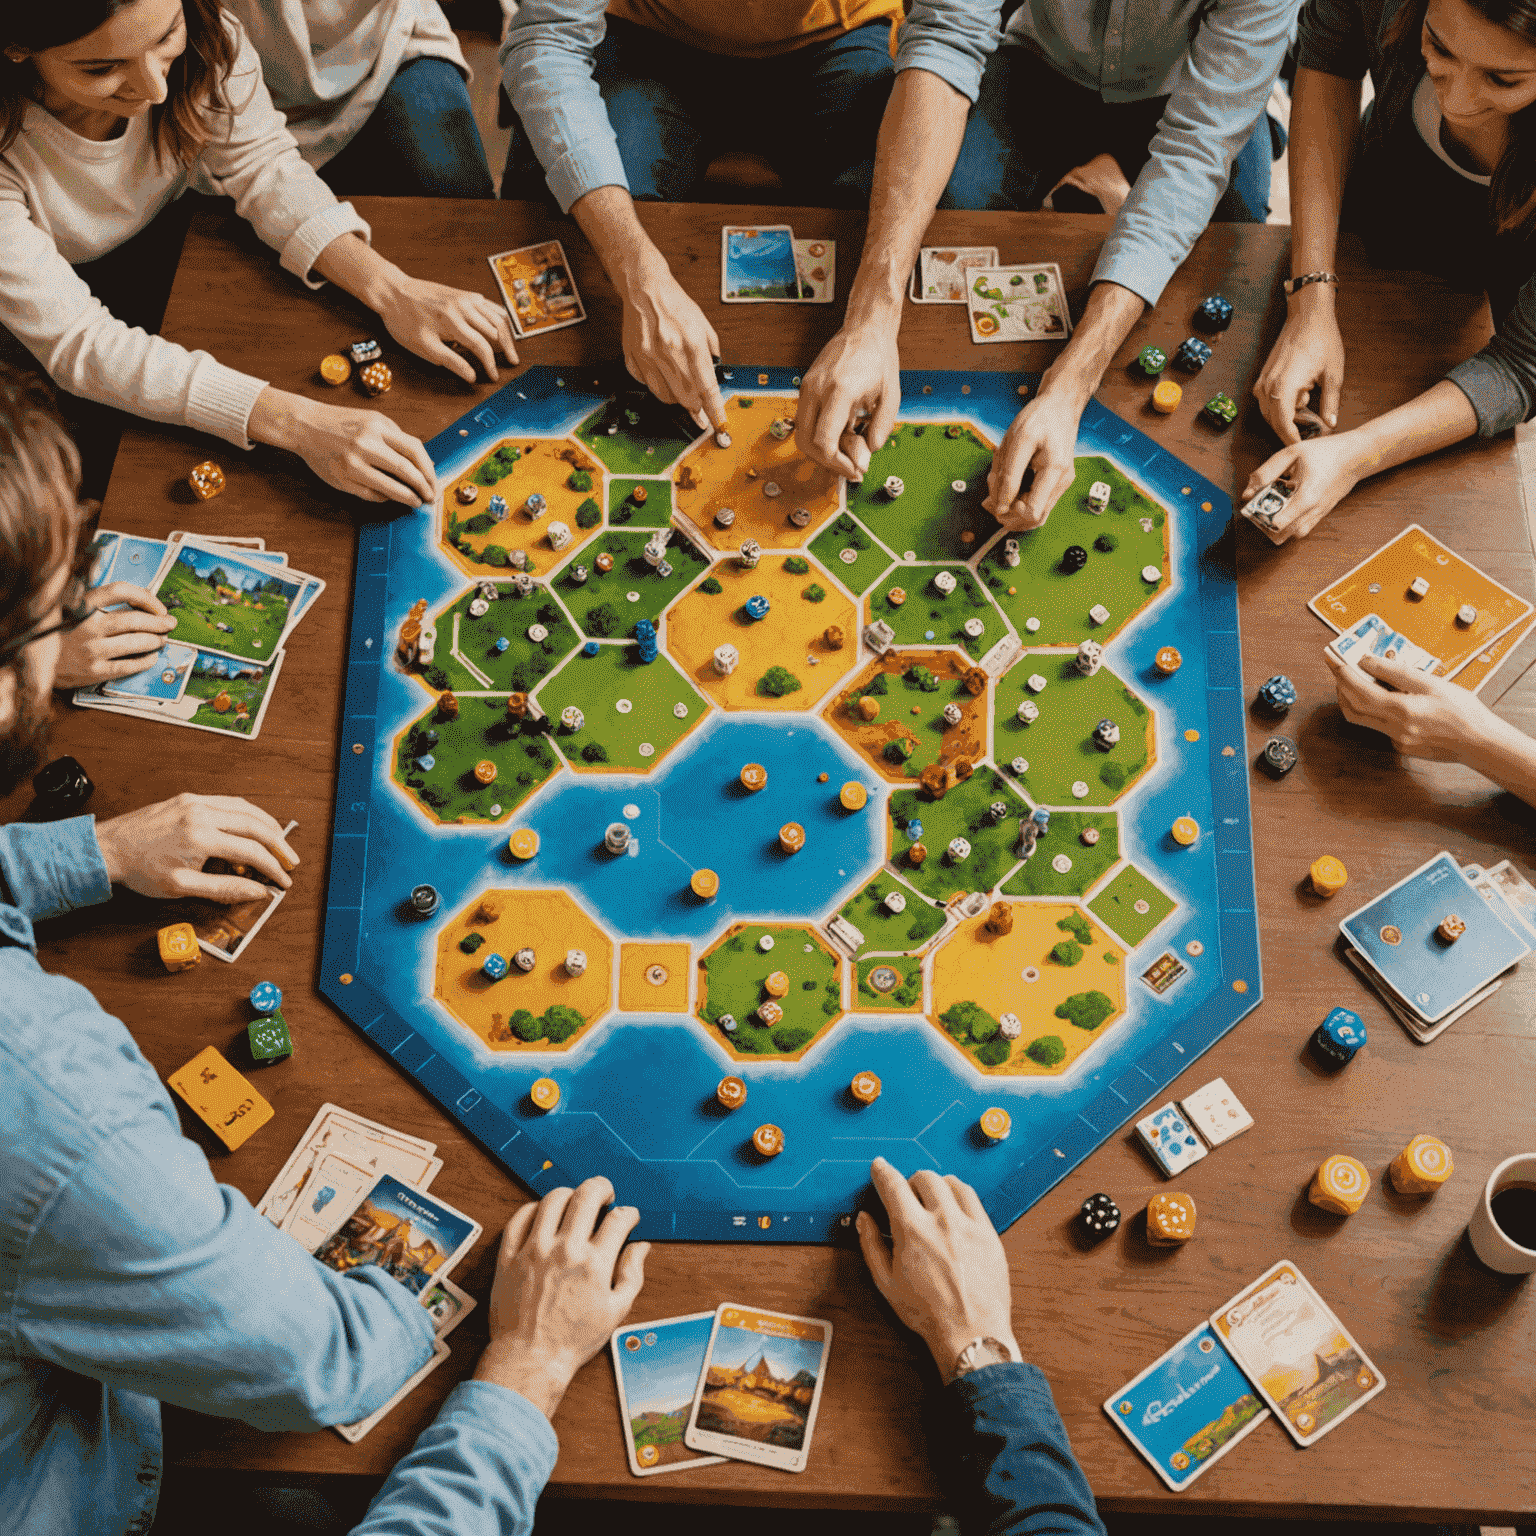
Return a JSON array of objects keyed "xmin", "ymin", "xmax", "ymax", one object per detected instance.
[{"xmin": 1467, "ymin": 1153, "xmax": 1536, "ymax": 1275}]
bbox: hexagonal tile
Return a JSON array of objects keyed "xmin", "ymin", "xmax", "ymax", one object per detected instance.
[
  {"xmin": 886, "ymin": 767, "xmax": 1030, "ymax": 902},
  {"xmin": 929, "ymin": 901, "xmax": 1125, "ymax": 1076},
  {"xmin": 607, "ymin": 476, "xmax": 674, "ymax": 530},
  {"xmin": 864, "ymin": 564, "xmax": 1007, "ymax": 661},
  {"xmin": 668, "ymin": 554, "xmax": 859, "ymax": 710},
  {"xmin": 993, "ymin": 653, "xmax": 1155, "ymax": 806},
  {"xmin": 572, "ymin": 391, "xmax": 697, "ymax": 476},
  {"xmin": 846, "ymin": 420, "xmax": 1000, "ymax": 561},
  {"xmin": 393, "ymin": 697, "xmax": 561, "ymax": 826},
  {"xmin": 553, "ymin": 527, "xmax": 711, "ymax": 639},
  {"xmin": 830, "ymin": 871, "xmax": 946, "ymax": 958},
  {"xmin": 809, "ymin": 512, "xmax": 894, "ymax": 596},
  {"xmin": 697, "ymin": 922, "xmax": 843, "ymax": 1061},
  {"xmin": 1088, "ymin": 864, "xmax": 1178, "ymax": 947},
  {"xmin": 418, "ymin": 580, "xmax": 578, "ymax": 695},
  {"xmin": 854, "ymin": 955, "xmax": 924, "ymax": 1010},
  {"xmin": 539, "ymin": 643, "xmax": 705, "ymax": 772},
  {"xmin": 999, "ymin": 810, "xmax": 1120, "ymax": 898},
  {"xmin": 435, "ymin": 887, "xmax": 612, "ymax": 1051}
]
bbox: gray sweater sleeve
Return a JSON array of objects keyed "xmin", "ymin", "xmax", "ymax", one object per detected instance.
[
  {"xmin": 1447, "ymin": 268, "xmax": 1536, "ymax": 434},
  {"xmin": 1295, "ymin": 0, "xmax": 1376, "ymax": 79}
]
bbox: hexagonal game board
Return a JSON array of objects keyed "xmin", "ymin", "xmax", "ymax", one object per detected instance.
[{"xmin": 322, "ymin": 365, "xmax": 1260, "ymax": 1241}]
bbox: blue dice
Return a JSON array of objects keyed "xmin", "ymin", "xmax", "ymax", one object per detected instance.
[
  {"xmin": 495, "ymin": 636, "xmax": 509, "ymax": 653},
  {"xmin": 415, "ymin": 753, "xmax": 435, "ymax": 772},
  {"xmin": 482, "ymin": 952, "xmax": 508, "ymax": 981},
  {"xmin": 1313, "ymin": 1007, "xmax": 1366, "ymax": 1065},
  {"xmin": 249, "ymin": 981, "xmax": 282, "ymax": 1015},
  {"xmin": 488, "ymin": 494, "xmax": 508, "ymax": 520},
  {"xmin": 1174, "ymin": 337, "xmax": 1212, "ymax": 372},
  {"xmin": 1031, "ymin": 807, "xmax": 1051, "ymax": 833},
  {"xmin": 744, "ymin": 594, "xmax": 771, "ymax": 621},
  {"xmin": 906, "ymin": 818, "xmax": 924, "ymax": 840},
  {"xmin": 633, "ymin": 618, "xmax": 659, "ymax": 663},
  {"xmin": 1257, "ymin": 674, "xmax": 1296, "ymax": 713},
  {"xmin": 1195, "ymin": 294, "xmax": 1233, "ymax": 332}
]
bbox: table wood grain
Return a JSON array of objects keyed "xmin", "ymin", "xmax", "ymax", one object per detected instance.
[{"xmin": 13, "ymin": 201, "xmax": 1534, "ymax": 1520}]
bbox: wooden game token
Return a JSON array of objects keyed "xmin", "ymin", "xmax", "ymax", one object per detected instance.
[
  {"xmin": 850, "ymin": 1071, "xmax": 882, "ymax": 1105},
  {"xmin": 753, "ymin": 1123, "xmax": 784, "ymax": 1157},
  {"xmin": 529, "ymin": 1077, "xmax": 561, "ymax": 1112},
  {"xmin": 596, "ymin": 553, "xmax": 615, "ymax": 573},
  {"xmin": 1437, "ymin": 913, "xmax": 1466, "ymax": 943},
  {"xmin": 157, "ymin": 922, "xmax": 201, "ymax": 973},
  {"xmin": 320, "ymin": 353, "xmax": 352, "ymax": 385},
  {"xmin": 756, "ymin": 999, "xmax": 784, "ymax": 1027},
  {"xmin": 779, "ymin": 822, "xmax": 805, "ymax": 854},
  {"xmin": 1309, "ymin": 1153, "xmax": 1370, "ymax": 1214},
  {"xmin": 818, "ymin": 772, "xmax": 829, "ymax": 782},
  {"xmin": 508, "ymin": 828, "xmax": 539, "ymax": 860},
  {"xmin": 188, "ymin": 461, "xmax": 225, "ymax": 501},
  {"xmin": 474, "ymin": 760, "xmax": 498, "ymax": 785},
  {"xmin": 1389, "ymin": 1134, "xmax": 1454, "ymax": 1194},
  {"xmin": 690, "ymin": 868, "xmax": 719, "ymax": 900},
  {"xmin": 839, "ymin": 781, "xmax": 868, "ymax": 811},
  {"xmin": 1146, "ymin": 1192, "xmax": 1197, "ymax": 1245},
  {"xmin": 631, "ymin": 484, "xmax": 648, "ymax": 504},
  {"xmin": 1309, "ymin": 854, "xmax": 1349, "ymax": 897},
  {"xmin": 1154, "ymin": 645, "xmax": 1182, "ymax": 675},
  {"xmin": 907, "ymin": 842, "xmax": 927, "ymax": 866},
  {"xmin": 717, "ymin": 1076, "xmax": 747, "ymax": 1110},
  {"xmin": 887, "ymin": 587, "xmax": 907, "ymax": 606},
  {"xmin": 1171, "ymin": 816, "xmax": 1199, "ymax": 846},
  {"xmin": 979, "ymin": 1107, "xmax": 1012, "ymax": 1142},
  {"xmin": 858, "ymin": 696, "xmax": 880, "ymax": 721},
  {"xmin": 985, "ymin": 901, "xmax": 1013, "ymax": 936},
  {"xmin": 824, "ymin": 624, "xmax": 845, "ymax": 649},
  {"xmin": 740, "ymin": 762, "xmax": 767, "ymax": 791},
  {"xmin": 1152, "ymin": 380, "xmax": 1183, "ymax": 413},
  {"xmin": 764, "ymin": 970, "xmax": 790, "ymax": 998}
]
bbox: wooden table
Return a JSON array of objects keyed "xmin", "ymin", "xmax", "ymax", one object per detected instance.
[{"xmin": 18, "ymin": 202, "xmax": 1536, "ymax": 1522}]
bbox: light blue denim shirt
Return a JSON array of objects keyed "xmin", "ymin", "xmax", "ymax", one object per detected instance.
[
  {"xmin": 0, "ymin": 816, "xmax": 558, "ymax": 1536},
  {"xmin": 501, "ymin": 0, "xmax": 1295, "ymax": 308}
]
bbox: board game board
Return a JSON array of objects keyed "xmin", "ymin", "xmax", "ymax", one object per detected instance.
[{"xmin": 321, "ymin": 365, "xmax": 1261, "ymax": 1241}]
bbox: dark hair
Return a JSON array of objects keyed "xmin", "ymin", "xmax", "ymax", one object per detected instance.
[
  {"xmin": 1383, "ymin": 0, "xmax": 1536, "ymax": 234},
  {"xmin": 1, "ymin": 0, "xmax": 236, "ymax": 167},
  {"xmin": 0, "ymin": 365, "xmax": 90, "ymax": 658}
]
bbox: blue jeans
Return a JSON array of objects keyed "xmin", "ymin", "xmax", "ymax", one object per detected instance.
[
  {"xmin": 943, "ymin": 44, "xmax": 1271, "ymax": 222},
  {"xmin": 320, "ymin": 56, "xmax": 493, "ymax": 199},
  {"xmin": 502, "ymin": 16, "xmax": 895, "ymax": 206}
]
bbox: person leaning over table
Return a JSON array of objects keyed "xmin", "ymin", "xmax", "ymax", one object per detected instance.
[
  {"xmin": 499, "ymin": 0, "xmax": 925, "ymax": 433},
  {"xmin": 0, "ymin": 0, "xmax": 516, "ymax": 520},
  {"xmin": 222, "ymin": 0, "xmax": 495, "ymax": 199},
  {"xmin": 1246, "ymin": 0, "xmax": 1536, "ymax": 541},
  {"xmin": 792, "ymin": 0, "xmax": 1298, "ymax": 531}
]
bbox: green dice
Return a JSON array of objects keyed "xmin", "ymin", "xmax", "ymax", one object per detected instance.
[
  {"xmin": 1203, "ymin": 391, "xmax": 1239, "ymax": 427},
  {"xmin": 1136, "ymin": 345, "xmax": 1167, "ymax": 377},
  {"xmin": 248, "ymin": 1010, "xmax": 293, "ymax": 1064}
]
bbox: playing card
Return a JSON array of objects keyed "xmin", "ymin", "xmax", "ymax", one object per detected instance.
[
  {"xmin": 1485, "ymin": 859, "xmax": 1536, "ymax": 937},
  {"xmin": 74, "ymin": 649, "xmax": 285, "ymax": 740},
  {"xmin": 1104, "ymin": 1323, "xmax": 1269, "ymax": 1489},
  {"xmin": 793, "ymin": 238, "xmax": 835, "ymax": 303},
  {"xmin": 1341, "ymin": 942, "xmax": 1502, "ymax": 1043},
  {"xmin": 1327, "ymin": 612, "xmax": 1441, "ymax": 677},
  {"xmin": 1211, "ymin": 1261, "xmax": 1386, "ymax": 1447},
  {"xmin": 423, "ymin": 1275, "xmax": 477, "ymax": 1340},
  {"xmin": 334, "ymin": 1338, "xmax": 450, "ymax": 1444},
  {"xmin": 282, "ymin": 1152, "xmax": 380, "ymax": 1251},
  {"xmin": 187, "ymin": 816, "xmax": 299, "ymax": 962},
  {"xmin": 610, "ymin": 1313, "xmax": 729, "ymax": 1476},
  {"xmin": 313, "ymin": 1175, "xmax": 481, "ymax": 1298},
  {"xmin": 1135, "ymin": 1102, "xmax": 1209, "ymax": 1176},
  {"xmin": 99, "ymin": 640, "xmax": 196, "ymax": 704},
  {"xmin": 966, "ymin": 263, "xmax": 1071, "ymax": 342},
  {"xmin": 912, "ymin": 245, "xmax": 998, "ymax": 303},
  {"xmin": 1178, "ymin": 1078, "xmax": 1254, "ymax": 1148},
  {"xmin": 488, "ymin": 240, "xmax": 586, "ymax": 336},
  {"xmin": 721, "ymin": 225, "xmax": 806, "ymax": 303}
]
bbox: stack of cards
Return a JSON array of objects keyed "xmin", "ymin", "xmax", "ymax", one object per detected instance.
[
  {"xmin": 1339, "ymin": 852, "xmax": 1534, "ymax": 1042},
  {"xmin": 488, "ymin": 240, "xmax": 587, "ymax": 338},
  {"xmin": 965, "ymin": 262, "xmax": 1071, "ymax": 343},
  {"xmin": 612, "ymin": 1303, "xmax": 832, "ymax": 1477},
  {"xmin": 76, "ymin": 530, "xmax": 323, "ymax": 740},
  {"xmin": 1327, "ymin": 613, "xmax": 1443, "ymax": 678},
  {"xmin": 255, "ymin": 1105, "xmax": 481, "ymax": 1441},
  {"xmin": 720, "ymin": 226, "xmax": 836, "ymax": 305}
]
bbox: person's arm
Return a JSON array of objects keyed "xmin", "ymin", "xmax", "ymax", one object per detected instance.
[
  {"xmin": 797, "ymin": 0, "xmax": 1003, "ymax": 480},
  {"xmin": 1329, "ymin": 648, "xmax": 1536, "ymax": 801},
  {"xmin": 53, "ymin": 583, "xmax": 174, "ymax": 690},
  {"xmin": 348, "ymin": 1178, "xmax": 647, "ymax": 1536},
  {"xmin": 857, "ymin": 1159, "xmax": 1105, "ymax": 1536}
]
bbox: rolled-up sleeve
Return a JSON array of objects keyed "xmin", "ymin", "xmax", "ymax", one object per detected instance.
[
  {"xmin": 0, "ymin": 818, "xmax": 111, "ymax": 928},
  {"xmin": 896, "ymin": 0, "xmax": 1005, "ymax": 104},
  {"xmin": 500, "ymin": 0, "xmax": 626, "ymax": 213},
  {"xmin": 1447, "ymin": 267, "xmax": 1536, "ymax": 434},
  {"xmin": 1092, "ymin": 0, "xmax": 1298, "ymax": 307}
]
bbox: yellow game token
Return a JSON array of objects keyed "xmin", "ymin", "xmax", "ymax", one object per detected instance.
[
  {"xmin": 839, "ymin": 781, "xmax": 868, "ymax": 811},
  {"xmin": 1309, "ymin": 854, "xmax": 1349, "ymax": 897},
  {"xmin": 157, "ymin": 921, "xmax": 201, "ymax": 973},
  {"xmin": 1309, "ymin": 1153, "xmax": 1370, "ymax": 1214},
  {"xmin": 979, "ymin": 1107, "xmax": 1011, "ymax": 1142},
  {"xmin": 740, "ymin": 762, "xmax": 767, "ymax": 791},
  {"xmin": 320, "ymin": 353, "xmax": 352, "ymax": 386},
  {"xmin": 637, "ymin": 1445, "xmax": 659, "ymax": 1467},
  {"xmin": 474, "ymin": 760, "xmax": 498, "ymax": 785},
  {"xmin": 529, "ymin": 1077, "xmax": 560, "ymax": 1112},
  {"xmin": 850, "ymin": 1071, "xmax": 882, "ymax": 1105},
  {"xmin": 1171, "ymin": 816, "xmax": 1199, "ymax": 846},
  {"xmin": 1154, "ymin": 645, "xmax": 1182, "ymax": 675},
  {"xmin": 1389, "ymin": 1134, "xmax": 1454, "ymax": 1195},
  {"xmin": 764, "ymin": 970, "xmax": 790, "ymax": 998},
  {"xmin": 508, "ymin": 828, "xmax": 540, "ymax": 860},
  {"xmin": 779, "ymin": 821, "xmax": 805, "ymax": 854},
  {"xmin": 752, "ymin": 1123, "xmax": 784, "ymax": 1157},
  {"xmin": 690, "ymin": 868, "xmax": 719, "ymax": 900},
  {"xmin": 887, "ymin": 586, "xmax": 907, "ymax": 607},
  {"xmin": 1152, "ymin": 380, "xmax": 1183, "ymax": 413},
  {"xmin": 717, "ymin": 1075, "xmax": 747, "ymax": 1110}
]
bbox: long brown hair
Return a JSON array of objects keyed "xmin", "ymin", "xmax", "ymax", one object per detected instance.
[
  {"xmin": 1383, "ymin": 0, "xmax": 1536, "ymax": 234},
  {"xmin": 0, "ymin": 0, "xmax": 236, "ymax": 167}
]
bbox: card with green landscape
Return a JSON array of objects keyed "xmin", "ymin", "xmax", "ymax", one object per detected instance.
[
  {"xmin": 610, "ymin": 1313, "xmax": 727, "ymax": 1476},
  {"xmin": 152, "ymin": 537, "xmax": 317, "ymax": 664}
]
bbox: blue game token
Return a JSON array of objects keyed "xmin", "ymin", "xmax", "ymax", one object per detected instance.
[
  {"xmin": 924, "ymin": 630, "xmax": 935, "ymax": 640},
  {"xmin": 416, "ymin": 754, "xmax": 435, "ymax": 772},
  {"xmin": 495, "ymin": 637, "xmax": 510, "ymax": 653},
  {"xmin": 582, "ymin": 640, "xmax": 600, "ymax": 656},
  {"xmin": 249, "ymin": 981, "xmax": 282, "ymax": 1015},
  {"xmin": 482, "ymin": 953, "xmax": 508, "ymax": 981},
  {"xmin": 1312, "ymin": 1006, "xmax": 1366, "ymax": 1065},
  {"xmin": 906, "ymin": 818, "xmax": 923, "ymax": 840}
]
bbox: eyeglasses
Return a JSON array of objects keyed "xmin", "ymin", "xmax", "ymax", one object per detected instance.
[{"xmin": 0, "ymin": 522, "xmax": 101, "ymax": 666}]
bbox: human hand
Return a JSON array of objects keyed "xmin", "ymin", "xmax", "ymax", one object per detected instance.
[
  {"xmin": 52, "ymin": 583, "xmax": 173, "ymax": 689},
  {"xmin": 474, "ymin": 1176, "xmax": 649, "ymax": 1420},
  {"xmin": 1241, "ymin": 432, "xmax": 1369, "ymax": 544},
  {"xmin": 375, "ymin": 273, "xmax": 518, "ymax": 385},
  {"xmin": 616, "ymin": 249, "xmax": 726, "ymax": 432},
  {"xmin": 856, "ymin": 1157, "xmax": 1017, "ymax": 1378},
  {"xmin": 1327, "ymin": 647, "xmax": 1501, "ymax": 762},
  {"xmin": 795, "ymin": 321, "xmax": 902, "ymax": 482},
  {"xmin": 984, "ymin": 385, "xmax": 1084, "ymax": 530},
  {"xmin": 95, "ymin": 793, "xmax": 298, "ymax": 902},
  {"xmin": 1253, "ymin": 295, "xmax": 1345, "ymax": 445}
]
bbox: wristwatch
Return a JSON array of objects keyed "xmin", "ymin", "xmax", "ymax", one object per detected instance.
[
  {"xmin": 1282, "ymin": 270, "xmax": 1338, "ymax": 296},
  {"xmin": 948, "ymin": 1335, "xmax": 1022, "ymax": 1383}
]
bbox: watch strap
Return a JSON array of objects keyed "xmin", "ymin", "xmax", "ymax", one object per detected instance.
[
  {"xmin": 1283, "ymin": 270, "xmax": 1339, "ymax": 296},
  {"xmin": 949, "ymin": 1335, "xmax": 1022, "ymax": 1382}
]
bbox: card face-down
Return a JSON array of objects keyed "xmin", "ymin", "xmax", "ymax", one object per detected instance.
[
  {"xmin": 334, "ymin": 1338, "xmax": 451, "ymax": 1444},
  {"xmin": 610, "ymin": 1312, "xmax": 729, "ymax": 1476},
  {"xmin": 1177, "ymin": 1078, "xmax": 1253, "ymax": 1148}
]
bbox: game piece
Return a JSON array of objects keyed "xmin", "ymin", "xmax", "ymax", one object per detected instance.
[
  {"xmin": 740, "ymin": 763, "xmax": 767, "ymax": 791},
  {"xmin": 487, "ymin": 494, "xmax": 510, "ymax": 523},
  {"xmin": 1238, "ymin": 477, "xmax": 1293, "ymax": 537},
  {"xmin": 1260, "ymin": 735, "xmax": 1298, "ymax": 776},
  {"xmin": 360, "ymin": 361, "xmax": 392, "ymax": 397},
  {"xmin": 710, "ymin": 642, "xmax": 740, "ymax": 678},
  {"xmin": 779, "ymin": 822, "xmax": 805, "ymax": 854},
  {"xmin": 839, "ymin": 781, "xmax": 868, "ymax": 811},
  {"xmin": 1136, "ymin": 1103, "xmax": 1209, "ymax": 1176},
  {"xmin": 157, "ymin": 922, "xmax": 200, "ymax": 973},
  {"xmin": 713, "ymin": 506, "xmax": 736, "ymax": 529},
  {"xmin": 1173, "ymin": 337, "xmax": 1211, "ymax": 372},
  {"xmin": 788, "ymin": 505, "xmax": 812, "ymax": 528},
  {"xmin": 824, "ymin": 624, "xmax": 845, "ymax": 649},
  {"xmin": 247, "ymin": 1011, "xmax": 293, "ymax": 1065},
  {"xmin": 1437, "ymin": 913, "xmax": 1466, "ymax": 943},
  {"xmin": 1136, "ymin": 344, "xmax": 1167, "ymax": 377},
  {"xmin": 509, "ymin": 549, "xmax": 528, "ymax": 571},
  {"xmin": 530, "ymin": 1077, "xmax": 560, "ymax": 1111},
  {"xmin": 985, "ymin": 901, "xmax": 1013, "ymax": 936},
  {"xmin": 716, "ymin": 1012, "xmax": 738, "ymax": 1034},
  {"xmin": 563, "ymin": 948, "xmax": 587, "ymax": 978},
  {"xmin": 1309, "ymin": 1154, "xmax": 1370, "ymax": 1215},
  {"xmin": 857, "ymin": 694, "xmax": 880, "ymax": 721},
  {"xmin": 1178, "ymin": 1077, "xmax": 1253, "ymax": 1148},
  {"xmin": 1203, "ymin": 392, "xmax": 1237, "ymax": 427},
  {"xmin": 482, "ymin": 953, "xmax": 508, "ymax": 981},
  {"xmin": 932, "ymin": 570, "xmax": 957, "ymax": 597},
  {"xmin": 188, "ymin": 460, "xmax": 225, "ymax": 500},
  {"xmin": 744, "ymin": 594, "xmax": 770, "ymax": 621},
  {"xmin": 169, "ymin": 1045, "xmax": 272, "ymax": 1151},
  {"xmin": 1141, "ymin": 565, "xmax": 1162, "ymax": 583},
  {"xmin": 548, "ymin": 522, "xmax": 572, "ymax": 550},
  {"xmin": 764, "ymin": 970, "xmax": 791, "ymax": 998},
  {"xmin": 506, "ymin": 694, "xmax": 529, "ymax": 722},
  {"xmin": 713, "ymin": 428, "xmax": 731, "ymax": 449},
  {"xmin": 1194, "ymin": 294, "xmax": 1233, "ymax": 331},
  {"xmin": 979, "ymin": 1107, "xmax": 1012, "ymax": 1142},
  {"xmin": 1146, "ymin": 1192, "xmax": 1197, "ymax": 1244},
  {"xmin": 1457, "ymin": 603, "xmax": 1478, "ymax": 626},
  {"xmin": 1092, "ymin": 718, "xmax": 1119, "ymax": 750},
  {"xmin": 494, "ymin": 637, "xmax": 510, "ymax": 655},
  {"xmin": 474, "ymin": 760, "xmax": 497, "ymax": 785},
  {"xmin": 942, "ymin": 702, "xmax": 963, "ymax": 727},
  {"xmin": 1389, "ymin": 1134, "xmax": 1454, "ymax": 1194},
  {"xmin": 248, "ymin": 980, "xmax": 283, "ymax": 1014},
  {"xmin": 1088, "ymin": 603, "xmax": 1111, "ymax": 626},
  {"xmin": 881, "ymin": 890, "xmax": 907, "ymax": 915},
  {"xmin": 509, "ymin": 828, "xmax": 540, "ymax": 860},
  {"xmin": 349, "ymin": 338, "xmax": 382, "ymax": 364},
  {"xmin": 946, "ymin": 836, "xmax": 971, "ymax": 863},
  {"xmin": 907, "ymin": 841, "xmax": 928, "ymax": 867},
  {"xmin": 883, "ymin": 475, "xmax": 905, "ymax": 499},
  {"xmin": 514, "ymin": 947, "xmax": 537, "ymax": 973},
  {"xmin": 1309, "ymin": 854, "xmax": 1349, "ymax": 897},
  {"xmin": 717, "ymin": 1075, "xmax": 746, "ymax": 1109},
  {"xmin": 321, "ymin": 353, "xmax": 352, "ymax": 385},
  {"xmin": 1079, "ymin": 1192, "xmax": 1120, "ymax": 1242},
  {"xmin": 962, "ymin": 667, "xmax": 987, "ymax": 696},
  {"xmin": 1171, "ymin": 816, "xmax": 1199, "ymax": 845},
  {"xmin": 605, "ymin": 822, "xmax": 632, "ymax": 855},
  {"xmin": 763, "ymin": 481, "xmax": 782, "ymax": 499},
  {"xmin": 1026, "ymin": 672, "xmax": 1048, "ymax": 694},
  {"xmin": 559, "ymin": 705, "xmax": 584, "ymax": 732},
  {"xmin": 511, "ymin": 573, "xmax": 534, "ymax": 598},
  {"xmin": 986, "ymin": 801, "xmax": 1009, "ymax": 825},
  {"xmin": 887, "ymin": 586, "xmax": 907, "ymax": 607},
  {"xmin": 864, "ymin": 618, "xmax": 896, "ymax": 651},
  {"xmin": 1409, "ymin": 576, "xmax": 1430, "ymax": 598},
  {"xmin": 1154, "ymin": 645, "xmax": 1182, "ymax": 675},
  {"xmin": 1257, "ymin": 674, "xmax": 1296, "ymax": 713},
  {"xmin": 596, "ymin": 552, "xmax": 615, "ymax": 573},
  {"xmin": 963, "ymin": 616, "xmax": 986, "ymax": 639},
  {"xmin": 1003, "ymin": 538, "xmax": 1022, "ymax": 568},
  {"xmin": 753, "ymin": 1123, "xmax": 784, "ymax": 1157},
  {"xmin": 1061, "ymin": 545, "xmax": 1088, "ymax": 573},
  {"xmin": 850, "ymin": 1071, "xmax": 882, "ymax": 1105},
  {"xmin": 687, "ymin": 868, "xmax": 720, "ymax": 903},
  {"xmin": 33, "ymin": 755, "xmax": 94, "ymax": 814},
  {"xmin": 998, "ymin": 1011, "xmax": 1021, "ymax": 1039}
]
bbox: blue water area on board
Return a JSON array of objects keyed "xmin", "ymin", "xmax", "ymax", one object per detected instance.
[{"xmin": 322, "ymin": 365, "xmax": 1261, "ymax": 1243}]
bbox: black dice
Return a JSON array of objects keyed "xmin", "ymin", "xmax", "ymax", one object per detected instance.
[
  {"xmin": 1260, "ymin": 736, "xmax": 1298, "ymax": 777},
  {"xmin": 32, "ymin": 755, "xmax": 94, "ymax": 815},
  {"xmin": 1061, "ymin": 545, "xmax": 1089, "ymax": 574},
  {"xmin": 1079, "ymin": 1192, "xmax": 1121, "ymax": 1242}
]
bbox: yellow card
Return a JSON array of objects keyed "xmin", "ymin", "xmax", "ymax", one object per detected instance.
[{"xmin": 169, "ymin": 1045, "xmax": 273, "ymax": 1151}]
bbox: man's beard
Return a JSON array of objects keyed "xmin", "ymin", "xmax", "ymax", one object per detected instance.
[{"xmin": 0, "ymin": 652, "xmax": 53, "ymax": 798}]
